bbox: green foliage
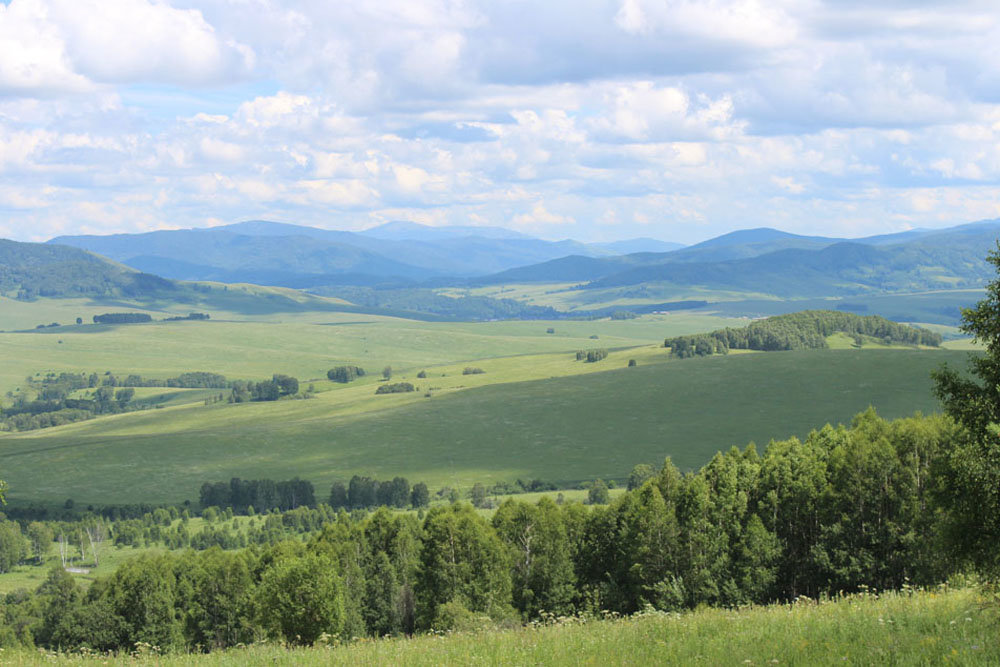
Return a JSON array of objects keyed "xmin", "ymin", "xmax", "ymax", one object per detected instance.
[
  {"xmin": 666, "ymin": 310, "xmax": 942, "ymax": 358},
  {"xmin": 375, "ymin": 382, "xmax": 415, "ymax": 394},
  {"xmin": 410, "ymin": 482, "xmax": 430, "ymax": 509},
  {"xmin": 200, "ymin": 477, "xmax": 315, "ymax": 513},
  {"xmin": 626, "ymin": 464, "xmax": 655, "ymax": 490},
  {"xmin": 327, "ymin": 366, "xmax": 366, "ymax": 383},
  {"xmin": 92, "ymin": 312, "xmax": 153, "ymax": 324},
  {"xmin": 229, "ymin": 374, "xmax": 300, "ymax": 403},
  {"xmin": 0, "ymin": 522, "xmax": 26, "ymax": 573},
  {"xmin": 255, "ymin": 552, "xmax": 345, "ymax": 645},
  {"xmin": 462, "ymin": 367, "xmax": 485, "ymax": 375},
  {"xmin": 493, "ymin": 498, "xmax": 576, "ymax": 618},
  {"xmin": 417, "ymin": 504, "xmax": 513, "ymax": 628},
  {"xmin": 575, "ymin": 349, "xmax": 608, "ymax": 362},
  {"xmin": 587, "ymin": 480, "xmax": 609, "ymax": 505},
  {"xmin": 932, "ymin": 242, "xmax": 1000, "ymax": 575}
]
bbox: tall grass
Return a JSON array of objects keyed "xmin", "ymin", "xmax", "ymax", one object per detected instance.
[{"xmin": 15, "ymin": 587, "xmax": 996, "ymax": 665}]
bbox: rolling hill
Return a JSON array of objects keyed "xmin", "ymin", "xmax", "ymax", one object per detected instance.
[
  {"xmin": 0, "ymin": 347, "xmax": 965, "ymax": 505},
  {"xmin": 0, "ymin": 239, "xmax": 176, "ymax": 300}
]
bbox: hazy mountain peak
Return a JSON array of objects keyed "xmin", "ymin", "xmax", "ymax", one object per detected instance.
[{"xmin": 360, "ymin": 221, "xmax": 533, "ymax": 241}]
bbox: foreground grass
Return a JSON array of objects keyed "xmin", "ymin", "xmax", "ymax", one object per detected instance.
[{"xmin": 13, "ymin": 587, "xmax": 995, "ymax": 665}]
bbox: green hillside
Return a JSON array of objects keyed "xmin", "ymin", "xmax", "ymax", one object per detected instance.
[
  {"xmin": 0, "ymin": 239, "xmax": 174, "ymax": 300},
  {"xmin": 0, "ymin": 348, "xmax": 965, "ymax": 506}
]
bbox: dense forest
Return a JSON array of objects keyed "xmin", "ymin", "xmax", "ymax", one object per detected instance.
[{"xmin": 665, "ymin": 310, "xmax": 943, "ymax": 358}]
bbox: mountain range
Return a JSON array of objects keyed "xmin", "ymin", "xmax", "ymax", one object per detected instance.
[
  {"xmin": 2, "ymin": 218, "xmax": 994, "ymax": 314},
  {"xmin": 475, "ymin": 220, "xmax": 1000, "ymax": 297},
  {"xmin": 49, "ymin": 221, "xmax": 684, "ymax": 286}
]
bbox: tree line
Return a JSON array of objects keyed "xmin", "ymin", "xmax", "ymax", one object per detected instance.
[
  {"xmin": 199, "ymin": 478, "xmax": 316, "ymax": 513},
  {"xmin": 0, "ymin": 371, "xmax": 231, "ymax": 432},
  {"xmin": 665, "ymin": 310, "xmax": 943, "ymax": 358},
  {"xmin": 229, "ymin": 375, "xmax": 300, "ymax": 403},
  {"xmin": 329, "ymin": 476, "xmax": 430, "ymax": 510}
]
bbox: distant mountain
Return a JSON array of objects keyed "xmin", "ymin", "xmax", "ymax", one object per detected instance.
[
  {"xmin": 473, "ymin": 219, "xmax": 1000, "ymax": 297},
  {"xmin": 594, "ymin": 238, "xmax": 685, "ymax": 254},
  {"xmin": 50, "ymin": 221, "xmax": 628, "ymax": 285},
  {"xmin": 359, "ymin": 220, "xmax": 531, "ymax": 241},
  {"xmin": 0, "ymin": 239, "xmax": 175, "ymax": 300},
  {"xmin": 50, "ymin": 228, "xmax": 437, "ymax": 285}
]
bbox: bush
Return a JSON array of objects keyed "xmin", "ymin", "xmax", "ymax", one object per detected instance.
[{"xmin": 463, "ymin": 367, "xmax": 485, "ymax": 375}]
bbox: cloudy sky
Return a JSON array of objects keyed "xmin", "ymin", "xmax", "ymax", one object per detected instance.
[{"xmin": 2, "ymin": 0, "xmax": 1000, "ymax": 244}]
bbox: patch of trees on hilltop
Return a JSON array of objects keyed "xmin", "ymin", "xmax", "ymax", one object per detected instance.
[
  {"xmin": 665, "ymin": 309, "xmax": 942, "ymax": 358},
  {"xmin": 230, "ymin": 374, "xmax": 300, "ymax": 402},
  {"xmin": 327, "ymin": 365, "xmax": 366, "ymax": 383}
]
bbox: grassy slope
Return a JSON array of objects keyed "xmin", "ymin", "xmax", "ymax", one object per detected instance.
[
  {"xmin": 0, "ymin": 349, "xmax": 967, "ymax": 506},
  {"xmin": 0, "ymin": 311, "xmax": 739, "ymax": 396},
  {"xmin": 21, "ymin": 588, "xmax": 995, "ymax": 665}
]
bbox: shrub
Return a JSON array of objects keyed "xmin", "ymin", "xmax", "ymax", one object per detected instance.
[{"xmin": 463, "ymin": 367, "xmax": 485, "ymax": 375}]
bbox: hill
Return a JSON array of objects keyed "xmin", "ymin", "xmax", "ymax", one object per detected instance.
[
  {"xmin": 0, "ymin": 239, "xmax": 176, "ymax": 300},
  {"xmin": 0, "ymin": 348, "xmax": 965, "ymax": 505}
]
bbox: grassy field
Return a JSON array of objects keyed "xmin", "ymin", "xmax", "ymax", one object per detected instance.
[
  {"xmin": 0, "ymin": 305, "xmax": 745, "ymax": 396},
  {"xmin": 13, "ymin": 586, "xmax": 994, "ymax": 665},
  {"xmin": 0, "ymin": 348, "xmax": 968, "ymax": 506}
]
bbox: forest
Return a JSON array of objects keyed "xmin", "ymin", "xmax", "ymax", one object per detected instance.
[{"xmin": 665, "ymin": 309, "xmax": 943, "ymax": 358}]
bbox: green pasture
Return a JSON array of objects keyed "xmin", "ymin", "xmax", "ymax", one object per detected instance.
[
  {"xmin": 0, "ymin": 309, "xmax": 742, "ymax": 397},
  {"xmin": 0, "ymin": 348, "xmax": 968, "ymax": 506}
]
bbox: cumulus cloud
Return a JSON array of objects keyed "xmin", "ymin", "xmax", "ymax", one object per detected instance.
[
  {"xmin": 0, "ymin": 0, "xmax": 252, "ymax": 96},
  {"xmin": 4, "ymin": 0, "xmax": 1000, "ymax": 243}
]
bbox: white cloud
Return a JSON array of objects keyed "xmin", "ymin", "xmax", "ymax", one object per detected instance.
[
  {"xmin": 0, "ymin": 0, "xmax": 252, "ymax": 97},
  {"xmin": 6, "ymin": 1, "xmax": 1000, "ymax": 243}
]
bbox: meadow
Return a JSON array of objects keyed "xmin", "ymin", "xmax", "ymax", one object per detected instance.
[
  {"xmin": 0, "ymin": 298, "xmax": 743, "ymax": 395},
  {"xmin": 0, "ymin": 347, "xmax": 969, "ymax": 506},
  {"xmin": 14, "ymin": 586, "xmax": 995, "ymax": 665}
]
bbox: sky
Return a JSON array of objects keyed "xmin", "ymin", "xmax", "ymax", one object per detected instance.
[{"xmin": 3, "ymin": 0, "xmax": 1000, "ymax": 244}]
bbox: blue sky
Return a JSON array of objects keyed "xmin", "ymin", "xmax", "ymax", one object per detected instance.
[{"xmin": 2, "ymin": 0, "xmax": 1000, "ymax": 244}]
